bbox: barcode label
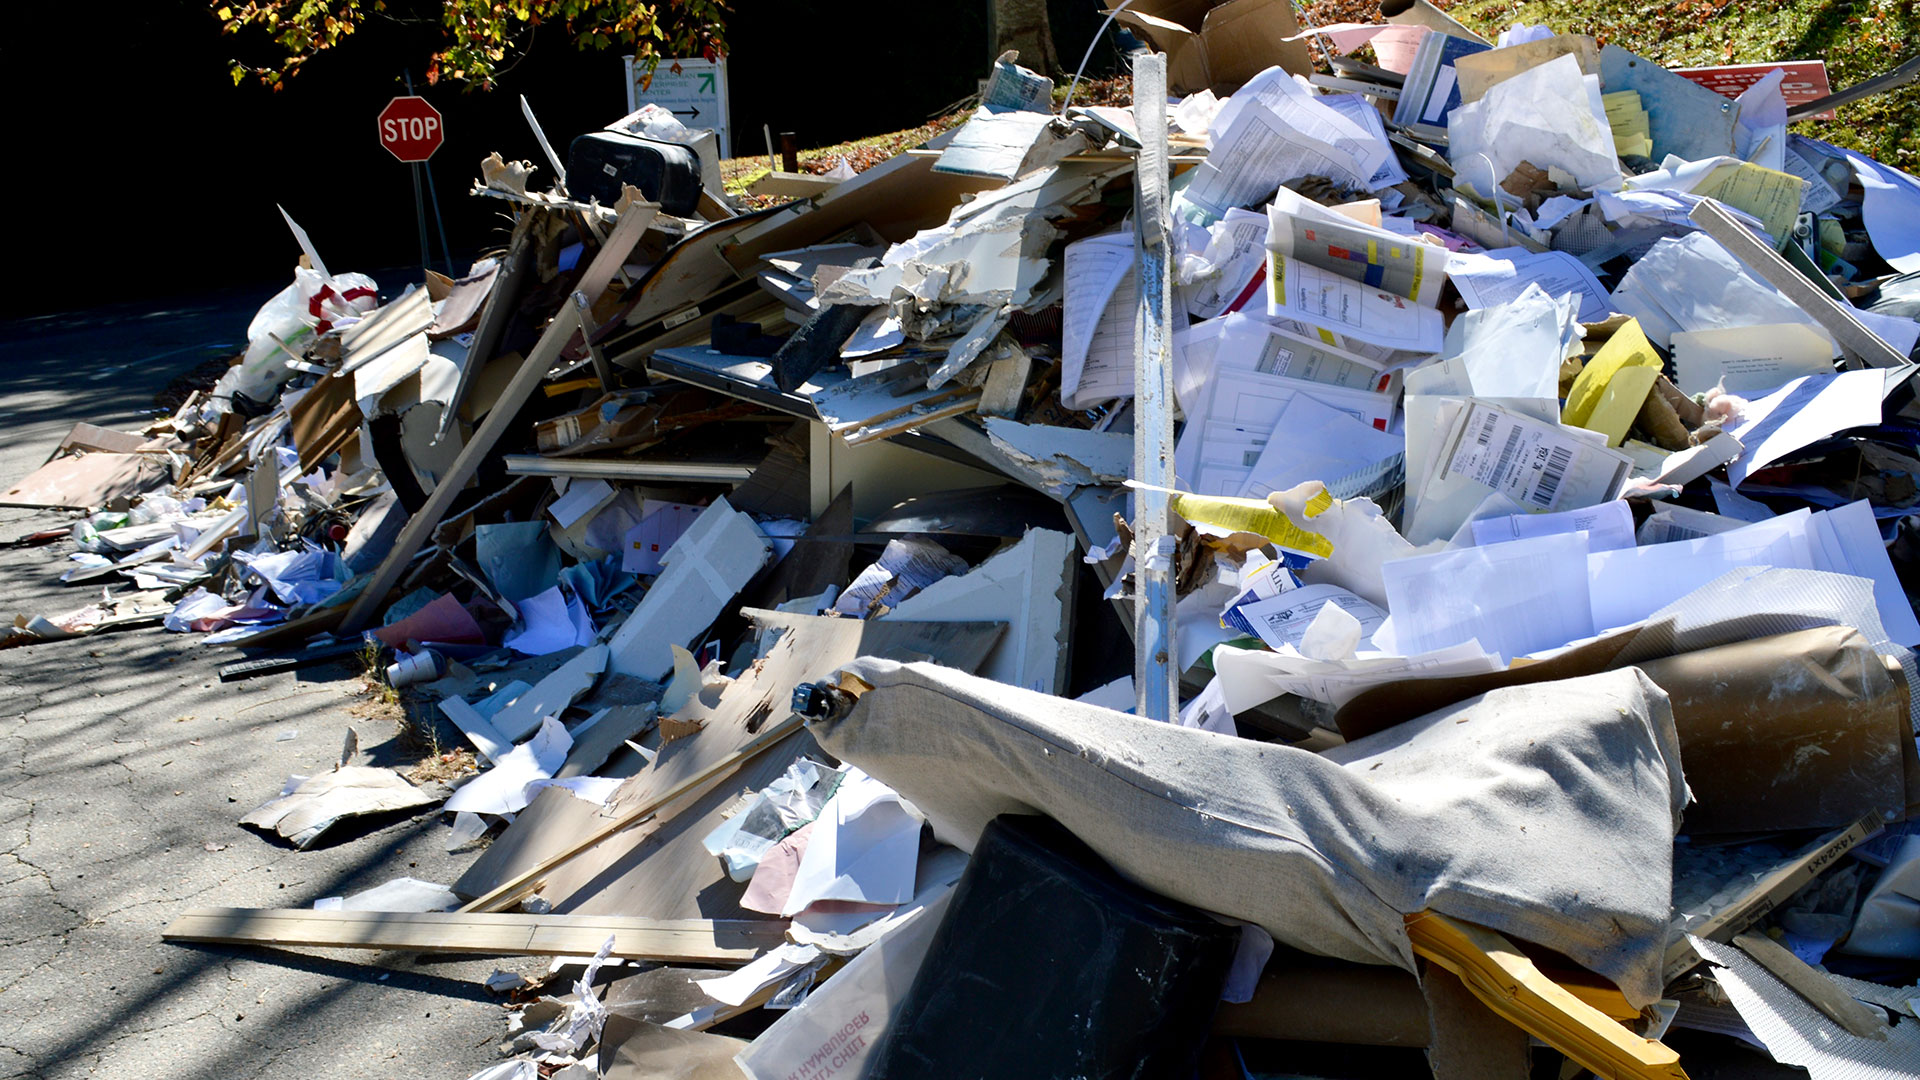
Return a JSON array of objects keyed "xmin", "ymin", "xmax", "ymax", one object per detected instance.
[
  {"xmin": 1530, "ymin": 445, "xmax": 1573, "ymax": 507},
  {"xmin": 1446, "ymin": 404, "xmax": 1595, "ymax": 512},
  {"xmin": 1490, "ymin": 427, "xmax": 1522, "ymax": 485}
]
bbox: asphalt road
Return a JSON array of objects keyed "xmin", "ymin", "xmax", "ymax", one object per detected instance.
[{"xmin": 0, "ymin": 291, "xmax": 513, "ymax": 1080}]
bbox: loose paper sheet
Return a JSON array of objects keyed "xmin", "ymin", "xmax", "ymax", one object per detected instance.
[
  {"xmin": 1671, "ymin": 324, "xmax": 1836, "ymax": 397},
  {"xmin": 1448, "ymin": 54, "xmax": 1623, "ymax": 197},
  {"xmin": 1446, "ymin": 247, "xmax": 1612, "ymax": 323},
  {"xmin": 1266, "ymin": 252, "xmax": 1445, "ymax": 353},
  {"xmin": 1237, "ymin": 393, "xmax": 1405, "ymax": 500},
  {"xmin": 1236, "ymin": 584, "xmax": 1386, "ymax": 653},
  {"xmin": 782, "ymin": 769, "xmax": 922, "ymax": 914},
  {"xmin": 833, "ymin": 538, "xmax": 970, "ymax": 618},
  {"xmin": 1381, "ymin": 531, "xmax": 1595, "ymax": 662},
  {"xmin": 1211, "ymin": 638, "xmax": 1502, "ymax": 711},
  {"xmin": 1469, "ymin": 499, "xmax": 1634, "ymax": 551},
  {"xmin": 1587, "ymin": 510, "xmax": 1817, "ymax": 631},
  {"xmin": 1060, "ymin": 231, "xmax": 1137, "ymax": 408},
  {"xmin": 1727, "ymin": 370, "xmax": 1884, "ymax": 487}
]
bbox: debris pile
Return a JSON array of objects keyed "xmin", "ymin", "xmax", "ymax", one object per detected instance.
[{"xmin": 8, "ymin": 3, "xmax": 1920, "ymax": 1076}]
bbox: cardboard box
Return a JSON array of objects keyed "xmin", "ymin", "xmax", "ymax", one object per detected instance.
[{"xmin": 1107, "ymin": 0, "xmax": 1313, "ymax": 96}]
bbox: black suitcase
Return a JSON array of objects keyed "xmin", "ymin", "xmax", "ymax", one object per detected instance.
[
  {"xmin": 867, "ymin": 814, "xmax": 1238, "ymax": 1080},
  {"xmin": 566, "ymin": 130, "xmax": 702, "ymax": 217}
]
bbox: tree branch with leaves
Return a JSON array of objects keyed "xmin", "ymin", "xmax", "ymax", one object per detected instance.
[{"xmin": 213, "ymin": 0, "xmax": 729, "ymax": 90}]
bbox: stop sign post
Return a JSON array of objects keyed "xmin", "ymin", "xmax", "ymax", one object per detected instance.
[
  {"xmin": 377, "ymin": 90, "xmax": 452, "ymax": 274},
  {"xmin": 378, "ymin": 96, "xmax": 444, "ymax": 162}
]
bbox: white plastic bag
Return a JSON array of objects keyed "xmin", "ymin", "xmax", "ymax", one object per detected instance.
[{"xmin": 216, "ymin": 267, "xmax": 378, "ymax": 406}]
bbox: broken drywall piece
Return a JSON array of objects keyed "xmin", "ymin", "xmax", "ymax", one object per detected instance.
[
  {"xmin": 555, "ymin": 704, "xmax": 658, "ymax": 779},
  {"xmin": 882, "ymin": 528, "xmax": 1076, "ymax": 694},
  {"xmin": 657, "ymin": 644, "xmax": 704, "ymax": 716},
  {"xmin": 240, "ymin": 767, "xmax": 441, "ymax": 849},
  {"xmin": 983, "ymin": 417, "xmax": 1133, "ymax": 498},
  {"xmin": 489, "ymin": 644, "xmax": 610, "ymax": 742},
  {"xmin": 441, "ymin": 695, "xmax": 513, "ymax": 766},
  {"xmin": 445, "ymin": 716, "xmax": 573, "ymax": 817},
  {"xmin": 606, "ymin": 497, "xmax": 771, "ymax": 682}
]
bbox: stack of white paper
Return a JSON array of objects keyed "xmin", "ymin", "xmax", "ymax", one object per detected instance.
[{"xmin": 1184, "ymin": 67, "xmax": 1395, "ymax": 221}]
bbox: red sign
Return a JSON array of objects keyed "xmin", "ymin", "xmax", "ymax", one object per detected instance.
[
  {"xmin": 1673, "ymin": 61, "xmax": 1835, "ymax": 120},
  {"xmin": 377, "ymin": 96, "xmax": 445, "ymax": 162}
]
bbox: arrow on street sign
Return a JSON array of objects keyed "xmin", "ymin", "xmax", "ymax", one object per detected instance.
[{"xmin": 624, "ymin": 56, "xmax": 730, "ymax": 157}]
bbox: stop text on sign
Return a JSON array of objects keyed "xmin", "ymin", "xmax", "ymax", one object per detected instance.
[{"xmin": 384, "ymin": 115, "xmax": 438, "ymax": 141}]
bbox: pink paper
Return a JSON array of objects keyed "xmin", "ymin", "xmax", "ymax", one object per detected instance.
[
  {"xmin": 370, "ymin": 592, "xmax": 487, "ymax": 649},
  {"xmin": 740, "ymin": 821, "xmax": 813, "ymax": 915},
  {"xmin": 1371, "ymin": 25, "xmax": 1431, "ymax": 75}
]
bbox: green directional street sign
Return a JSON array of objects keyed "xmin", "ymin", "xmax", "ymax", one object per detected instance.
[{"xmin": 623, "ymin": 56, "xmax": 732, "ymax": 158}]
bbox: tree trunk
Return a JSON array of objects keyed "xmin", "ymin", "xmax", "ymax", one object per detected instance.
[{"xmin": 988, "ymin": 0, "xmax": 1061, "ymax": 77}]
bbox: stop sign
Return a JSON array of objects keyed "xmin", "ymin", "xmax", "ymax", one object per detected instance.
[{"xmin": 377, "ymin": 96, "xmax": 444, "ymax": 162}]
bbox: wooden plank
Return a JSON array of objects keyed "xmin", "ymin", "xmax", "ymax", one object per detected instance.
[
  {"xmin": 162, "ymin": 908, "xmax": 785, "ymax": 965},
  {"xmin": 458, "ymin": 710, "xmax": 803, "ymax": 914},
  {"xmin": 338, "ymin": 303, "xmax": 580, "ymax": 635},
  {"xmin": 461, "ymin": 613, "xmax": 1004, "ymax": 915},
  {"xmin": 572, "ymin": 203, "xmax": 659, "ymax": 314},
  {"xmin": 436, "ymin": 208, "xmax": 541, "ymax": 442},
  {"xmin": 1406, "ymin": 911, "xmax": 1688, "ymax": 1080},
  {"xmin": 343, "ymin": 204, "xmax": 660, "ymax": 632},
  {"xmin": 541, "ymin": 731, "xmax": 819, "ymax": 921},
  {"xmin": 1732, "ymin": 931, "xmax": 1886, "ymax": 1038}
]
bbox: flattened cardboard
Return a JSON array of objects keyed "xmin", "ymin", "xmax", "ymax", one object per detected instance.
[
  {"xmin": 0, "ymin": 452, "xmax": 168, "ymax": 509},
  {"xmin": 430, "ymin": 260, "xmax": 501, "ymax": 339},
  {"xmin": 55, "ymin": 422, "xmax": 150, "ymax": 457},
  {"xmin": 288, "ymin": 372, "xmax": 363, "ymax": 474},
  {"xmin": 1638, "ymin": 626, "xmax": 1912, "ymax": 833}
]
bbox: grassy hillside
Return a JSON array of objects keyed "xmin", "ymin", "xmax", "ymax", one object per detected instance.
[{"xmin": 1440, "ymin": 0, "xmax": 1920, "ymax": 168}]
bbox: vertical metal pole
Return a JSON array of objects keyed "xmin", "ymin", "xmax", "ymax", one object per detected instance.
[
  {"xmin": 410, "ymin": 163, "xmax": 431, "ymax": 271},
  {"xmin": 1131, "ymin": 50, "xmax": 1178, "ymax": 723},
  {"xmin": 422, "ymin": 160, "xmax": 456, "ymax": 275},
  {"xmin": 402, "ymin": 70, "xmax": 439, "ymax": 273}
]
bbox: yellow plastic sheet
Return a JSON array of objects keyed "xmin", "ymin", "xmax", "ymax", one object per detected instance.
[{"xmin": 1170, "ymin": 488, "xmax": 1336, "ymax": 558}]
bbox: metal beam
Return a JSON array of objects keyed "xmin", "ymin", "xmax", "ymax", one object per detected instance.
[
  {"xmin": 1131, "ymin": 50, "xmax": 1178, "ymax": 723},
  {"xmin": 1688, "ymin": 199, "xmax": 1912, "ymax": 371}
]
